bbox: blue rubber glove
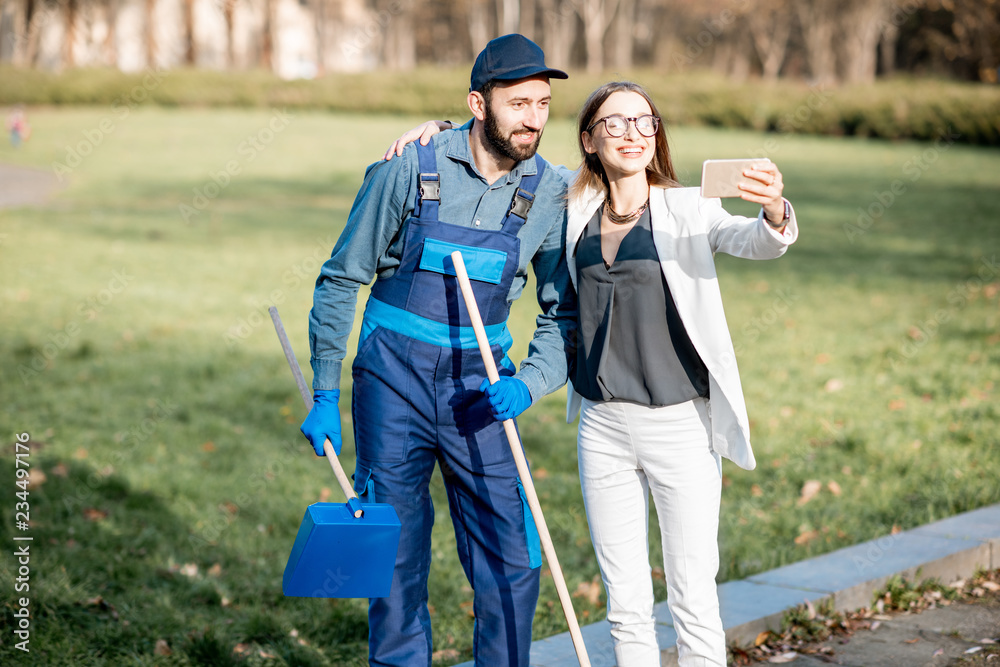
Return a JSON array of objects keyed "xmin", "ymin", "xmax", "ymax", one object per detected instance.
[
  {"xmin": 479, "ymin": 377, "xmax": 532, "ymax": 422},
  {"xmin": 300, "ymin": 389, "xmax": 342, "ymax": 456}
]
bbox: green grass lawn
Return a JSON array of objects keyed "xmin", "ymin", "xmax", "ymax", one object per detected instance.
[{"xmin": 1, "ymin": 107, "xmax": 998, "ymax": 666}]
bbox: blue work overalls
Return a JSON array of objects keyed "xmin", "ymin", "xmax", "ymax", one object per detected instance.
[{"xmin": 351, "ymin": 140, "xmax": 544, "ymax": 666}]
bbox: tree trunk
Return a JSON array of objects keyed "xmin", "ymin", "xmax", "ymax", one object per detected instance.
[
  {"xmin": 519, "ymin": 0, "xmax": 536, "ymax": 41},
  {"xmin": 260, "ymin": 0, "xmax": 274, "ymax": 71},
  {"xmin": 145, "ymin": 0, "xmax": 156, "ymax": 69},
  {"xmin": 579, "ymin": 0, "xmax": 620, "ymax": 74},
  {"xmin": 383, "ymin": 0, "xmax": 415, "ymax": 69},
  {"xmin": 612, "ymin": 0, "xmax": 634, "ymax": 70},
  {"xmin": 794, "ymin": 0, "xmax": 838, "ymax": 85},
  {"xmin": 182, "ymin": 0, "xmax": 195, "ymax": 65},
  {"xmin": 539, "ymin": 0, "xmax": 575, "ymax": 69},
  {"xmin": 7, "ymin": 0, "xmax": 28, "ymax": 65},
  {"xmin": 498, "ymin": 0, "xmax": 518, "ymax": 35},
  {"xmin": 64, "ymin": 0, "xmax": 77, "ymax": 68},
  {"xmin": 747, "ymin": 1, "xmax": 792, "ymax": 81},
  {"xmin": 103, "ymin": 0, "xmax": 117, "ymax": 66},
  {"xmin": 224, "ymin": 0, "xmax": 236, "ymax": 69},
  {"xmin": 838, "ymin": 0, "xmax": 887, "ymax": 83},
  {"xmin": 312, "ymin": 0, "xmax": 325, "ymax": 75},
  {"xmin": 467, "ymin": 0, "xmax": 491, "ymax": 56}
]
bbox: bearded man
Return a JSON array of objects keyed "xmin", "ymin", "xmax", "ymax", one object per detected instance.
[{"xmin": 300, "ymin": 34, "xmax": 577, "ymax": 666}]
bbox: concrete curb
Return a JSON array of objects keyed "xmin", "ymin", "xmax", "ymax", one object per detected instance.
[{"xmin": 453, "ymin": 503, "xmax": 1000, "ymax": 667}]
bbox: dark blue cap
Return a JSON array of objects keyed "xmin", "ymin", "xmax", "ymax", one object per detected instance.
[{"xmin": 470, "ymin": 34, "xmax": 568, "ymax": 92}]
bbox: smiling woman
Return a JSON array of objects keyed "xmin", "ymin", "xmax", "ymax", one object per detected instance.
[{"xmin": 560, "ymin": 82, "xmax": 800, "ymax": 667}]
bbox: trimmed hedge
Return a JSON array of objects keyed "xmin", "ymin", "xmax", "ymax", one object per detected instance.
[{"xmin": 2, "ymin": 66, "xmax": 998, "ymax": 145}]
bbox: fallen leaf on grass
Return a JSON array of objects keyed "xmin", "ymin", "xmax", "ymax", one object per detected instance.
[
  {"xmin": 572, "ymin": 577, "xmax": 603, "ymax": 606},
  {"xmin": 201, "ymin": 441, "xmax": 215, "ymax": 452},
  {"xmin": 154, "ymin": 639, "xmax": 171, "ymax": 656},
  {"xmin": 432, "ymin": 649, "xmax": 460, "ymax": 661},
  {"xmin": 319, "ymin": 487, "xmax": 331, "ymax": 502},
  {"xmin": 233, "ymin": 643, "xmax": 252, "ymax": 656},
  {"xmin": 824, "ymin": 379, "xmax": 844, "ymax": 392},
  {"xmin": 827, "ymin": 481, "xmax": 842, "ymax": 496},
  {"xmin": 797, "ymin": 480, "xmax": 822, "ymax": 506},
  {"xmin": 460, "ymin": 600, "xmax": 475, "ymax": 618},
  {"xmin": 651, "ymin": 567, "xmax": 665, "ymax": 581},
  {"xmin": 751, "ymin": 484, "xmax": 763, "ymax": 497},
  {"xmin": 795, "ymin": 528, "xmax": 820, "ymax": 546},
  {"xmin": 74, "ymin": 448, "xmax": 88, "ymax": 459},
  {"xmin": 179, "ymin": 563, "xmax": 199, "ymax": 578},
  {"xmin": 768, "ymin": 651, "xmax": 799, "ymax": 663},
  {"xmin": 815, "ymin": 353, "xmax": 831, "ymax": 364},
  {"xmin": 27, "ymin": 469, "xmax": 46, "ymax": 489},
  {"xmin": 50, "ymin": 463, "xmax": 68, "ymax": 477},
  {"xmin": 534, "ymin": 468, "xmax": 549, "ymax": 479},
  {"xmin": 888, "ymin": 399, "xmax": 906, "ymax": 411},
  {"xmin": 83, "ymin": 508, "xmax": 108, "ymax": 521},
  {"xmin": 207, "ymin": 563, "xmax": 222, "ymax": 577}
]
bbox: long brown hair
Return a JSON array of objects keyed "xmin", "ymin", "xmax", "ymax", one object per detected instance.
[{"xmin": 569, "ymin": 81, "xmax": 680, "ymax": 201}]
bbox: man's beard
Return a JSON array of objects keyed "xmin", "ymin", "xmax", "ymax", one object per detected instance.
[{"xmin": 483, "ymin": 106, "xmax": 543, "ymax": 163}]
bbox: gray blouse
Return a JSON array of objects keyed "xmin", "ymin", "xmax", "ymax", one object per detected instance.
[{"xmin": 573, "ymin": 205, "xmax": 709, "ymax": 406}]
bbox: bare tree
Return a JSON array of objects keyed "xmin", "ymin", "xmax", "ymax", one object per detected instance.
[
  {"xmin": 145, "ymin": 0, "xmax": 156, "ymax": 68},
  {"xmin": 611, "ymin": 0, "xmax": 634, "ymax": 71},
  {"xmin": 539, "ymin": 0, "xmax": 575, "ymax": 69},
  {"xmin": 223, "ymin": 0, "xmax": 236, "ymax": 69},
  {"xmin": 182, "ymin": 0, "xmax": 195, "ymax": 65},
  {"xmin": 498, "ymin": 0, "xmax": 518, "ymax": 35},
  {"xmin": 794, "ymin": 0, "xmax": 839, "ymax": 84},
  {"xmin": 382, "ymin": 0, "xmax": 415, "ymax": 69},
  {"xmin": 744, "ymin": 0, "xmax": 792, "ymax": 81},
  {"xmin": 467, "ymin": 0, "xmax": 492, "ymax": 56},
  {"xmin": 578, "ymin": 0, "xmax": 620, "ymax": 73},
  {"xmin": 838, "ymin": 0, "xmax": 889, "ymax": 84},
  {"xmin": 260, "ymin": 0, "xmax": 274, "ymax": 70},
  {"xmin": 102, "ymin": 0, "xmax": 117, "ymax": 66},
  {"xmin": 519, "ymin": 0, "xmax": 536, "ymax": 42},
  {"xmin": 311, "ymin": 0, "xmax": 326, "ymax": 75},
  {"xmin": 63, "ymin": 0, "xmax": 77, "ymax": 67}
]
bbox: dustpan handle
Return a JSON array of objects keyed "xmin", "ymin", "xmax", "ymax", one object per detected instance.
[{"xmin": 269, "ymin": 306, "xmax": 363, "ymax": 518}]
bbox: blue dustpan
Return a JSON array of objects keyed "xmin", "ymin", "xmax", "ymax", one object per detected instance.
[
  {"xmin": 283, "ymin": 500, "xmax": 401, "ymax": 598},
  {"xmin": 269, "ymin": 306, "xmax": 402, "ymax": 599}
]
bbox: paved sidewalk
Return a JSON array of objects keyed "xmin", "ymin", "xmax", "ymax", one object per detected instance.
[
  {"xmin": 0, "ymin": 163, "xmax": 62, "ymax": 209},
  {"xmin": 455, "ymin": 503, "xmax": 1000, "ymax": 666}
]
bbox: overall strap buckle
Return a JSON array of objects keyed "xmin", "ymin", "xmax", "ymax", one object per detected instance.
[
  {"xmin": 419, "ymin": 173, "xmax": 440, "ymax": 201},
  {"xmin": 508, "ymin": 188, "xmax": 535, "ymax": 219}
]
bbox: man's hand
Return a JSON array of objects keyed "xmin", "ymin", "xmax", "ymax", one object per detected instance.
[
  {"xmin": 300, "ymin": 389, "xmax": 342, "ymax": 456},
  {"xmin": 479, "ymin": 377, "xmax": 532, "ymax": 422},
  {"xmin": 382, "ymin": 120, "xmax": 453, "ymax": 161}
]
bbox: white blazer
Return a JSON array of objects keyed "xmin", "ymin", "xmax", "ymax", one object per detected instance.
[{"xmin": 565, "ymin": 184, "xmax": 799, "ymax": 471}]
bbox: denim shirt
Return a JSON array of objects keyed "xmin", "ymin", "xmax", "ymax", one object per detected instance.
[{"xmin": 309, "ymin": 122, "xmax": 577, "ymax": 401}]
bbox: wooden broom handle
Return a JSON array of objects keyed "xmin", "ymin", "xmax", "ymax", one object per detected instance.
[
  {"xmin": 450, "ymin": 252, "xmax": 591, "ymax": 667},
  {"xmin": 269, "ymin": 306, "xmax": 362, "ymax": 518}
]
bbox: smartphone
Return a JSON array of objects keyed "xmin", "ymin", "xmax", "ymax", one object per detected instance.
[{"xmin": 700, "ymin": 158, "xmax": 771, "ymax": 198}]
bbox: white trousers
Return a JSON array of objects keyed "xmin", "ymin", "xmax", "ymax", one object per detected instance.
[{"xmin": 578, "ymin": 397, "xmax": 726, "ymax": 667}]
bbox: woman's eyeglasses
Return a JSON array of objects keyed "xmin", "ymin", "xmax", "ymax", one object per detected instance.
[{"xmin": 587, "ymin": 114, "xmax": 660, "ymax": 138}]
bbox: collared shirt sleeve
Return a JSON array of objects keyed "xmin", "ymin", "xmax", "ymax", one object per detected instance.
[
  {"xmin": 308, "ymin": 150, "xmax": 414, "ymax": 391},
  {"xmin": 515, "ymin": 177, "xmax": 578, "ymax": 401}
]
